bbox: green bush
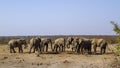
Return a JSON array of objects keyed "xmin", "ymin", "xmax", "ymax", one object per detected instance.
[{"xmin": 111, "ymin": 21, "xmax": 120, "ymax": 55}]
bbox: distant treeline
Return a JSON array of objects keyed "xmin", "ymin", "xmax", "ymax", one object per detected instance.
[{"xmin": 0, "ymin": 35, "xmax": 117, "ymax": 44}]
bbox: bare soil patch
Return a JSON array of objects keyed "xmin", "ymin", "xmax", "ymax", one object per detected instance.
[{"xmin": 0, "ymin": 44, "xmax": 116, "ymax": 68}]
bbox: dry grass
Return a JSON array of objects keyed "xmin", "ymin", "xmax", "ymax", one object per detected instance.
[
  {"xmin": 0, "ymin": 35, "xmax": 118, "ymax": 68},
  {"xmin": 0, "ymin": 44, "xmax": 117, "ymax": 68}
]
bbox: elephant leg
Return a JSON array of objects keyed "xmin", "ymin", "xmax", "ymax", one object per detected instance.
[
  {"xmin": 80, "ymin": 47, "xmax": 82, "ymax": 54},
  {"xmin": 88, "ymin": 45, "xmax": 92, "ymax": 54},
  {"xmin": 63, "ymin": 45, "xmax": 66, "ymax": 52},
  {"xmin": 103, "ymin": 49, "xmax": 106, "ymax": 54},
  {"xmin": 43, "ymin": 45, "xmax": 45, "ymax": 52},
  {"xmin": 81, "ymin": 48, "xmax": 83, "ymax": 54},
  {"xmin": 39, "ymin": 45, "xmax": 42, "ymax": 53},
  {"xmin": 52, "ymin": 46, "xmax": 55, "ymax": 52},
  {"xmin": 18, "ymin": 47, "xmax": 20, "ymax": 53},
  {"xmin": 18, "ymin": 46, "xmax": 23, "ymax": 53},
  {"xmin": 37, "ymin": 47, "xmax": 41, "ymax": 54},
  {"xmin": 89, "ymin": 48, "xmax": 92, "ymax": 54},
  {"xmin": 10, "ymin": 46, "xmax": 12, "ymax": 53},
  {"xmin": 58, "ymin": 46, "xmax": 61, "ymax": 52},
  {"xmin": 63, "ymin": 45, "xmax": 65, "ymax": 52},
  {"xmin": 42, "ymin": 45, "xmax": 44, "ymax": 53},
  {"xmin": 77, "ymin": 45, "xmax": 80, "ymax": 53},
  {"xmin": 62, "ymin": 46, "xmax": 64, "ymax": 52},
  {"xmin": 42, "ymin": 46, "xmax": 44, "ymax": 52},
  {"xmin": 29, "ymin": 46, "xmax": 33, "ymax": 54},
  {"xmin": 59, "ymin": 45, "xmax": 61, "ymax": 52},
  {"xmin": 46, "ymin": 45, "xmax": 48, "ymax": 52},
  {"xmin": 55, "ymin": 46, "xmax": 58, "ymax": 52},
  {"xmin": 93, "ymin": 46, "xmax": 96, "ymax": 54},
  {"xmin": 103, "ymin": 47, "xmax": 106, "ymax": 54},
  {"xmin": 33, "ymin": 47, "xmax": 36, "ymax": 53},
  {"xmin": 64, "ymin": 46, "xmax": 65, "ymax": 52},
  {"xmin": 41, "ymin": 46, "xmax": 44, "ymax": 53},
  {"xmin": 36, "ymin": 47, "xmax": 41, "ymax": 57},
  {"xmin": 43, "ymin": 44, "xmax": 46, "ymax": 52},
  {"xmin": 61, "ymin": 45, "xmax": 64, "ymax": 52},
  {"xmin": 20, "ymin": 46, "xmax": 23, "ymax": 53},
  {"xmin": 101, "ymin": 47, "xmax": 103, "ymax": 54},
  {"xmin": 12, "ymin": 47, "xmax": 16, "ymax": 53}
]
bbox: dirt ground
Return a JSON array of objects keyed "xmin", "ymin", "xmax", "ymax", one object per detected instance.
[{"xmin": 0, "ymin": 44, "xmax": 116, "ymax": 68}]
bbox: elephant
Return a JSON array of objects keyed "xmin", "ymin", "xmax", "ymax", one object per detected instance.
[
  {"xmin": 66, "ymin": 37, "xmax": 74, "ymax": 48},
  {"xmin": 66, "ymin": 37, "xmax": 81, "ymax": 53},
  {"xmin": 71, "ymin": 37, "xmax": 82, "ymax": 53},
  {"xmin": 8, "ymin": 39, "xmax": 27, "ymax": 53},
  {"xmin": 52, "ymin": 38, "xmax": 66, "ymax": 52},
  {"xmin": 41, "ymin": 38, "xmax": 52, "ymax": 52},
  {"xmin": 91, "ymin": 38, "xmax": 108, "ymax": 54},
  {"xmin": 29, "ymin": 37, "xmax": 42, "ymax": 54},
  {"xmin": 78, "ymin": 38, "xmax": 92, "ymax": 54}
]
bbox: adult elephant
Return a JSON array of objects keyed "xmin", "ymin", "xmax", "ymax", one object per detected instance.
[
  {"xmin": 52, "ymin": 38, "xmax": 66, "ymax": 52},
  {"xmin": 66, "ymin": 37, "xmax": 74, "ymax": 48},
  {"xmin": 29, "ymin": 37, "xmax": 42, "ymax": 54},
  {"xmin": 78, "ymin": 38, "xmax": 92, "ymax": 54},
  {"xmin": 66, "ymin": 37, "xmax": 80, "ymax": 53},
  {"xmin": 41, "ymin": 38, "xmax": 52, "ymax": 52},
  {"xmin": 8, "ymin": 39, "xmax": 27, "ymax": 53},
  {"xmin": 91, "ymin": 38, "xmax": 108, "ymax": 54}
]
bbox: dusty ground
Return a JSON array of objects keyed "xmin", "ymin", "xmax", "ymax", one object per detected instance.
[{"xmin": 0, "ymin": 44, "xmax": 116, "ymax": 68}]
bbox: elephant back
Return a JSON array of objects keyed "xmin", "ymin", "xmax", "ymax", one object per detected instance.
[
  {"xmin": 81, "ymin": 38, "xmax": 91, "ymax": 45},
  {"xmin": 54, "ymin": 38, "xmax": 64, "ymax": 45},
  {"xmin": 8, "ymin": 39, "xmax": 18, "ymax": 47},
  {"xmin": 41, "ymin": 38, "xmax": 51, "ymax": 44},
  {"xmin": 66, "ymin": 37, "xmax": 74, "ymax": 45},
  {"xmin": 91, "ymin": 38, "xmax": 105, "ymax": 47},
  {"xmin": 17, "ymin": 39, "xmax": 26, "ymax": 45}
]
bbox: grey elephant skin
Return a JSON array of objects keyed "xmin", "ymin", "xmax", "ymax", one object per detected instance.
[
  {"xmin": 92, "ymin": 39, "xmax": 108, "ymax": 54},
  {"xmin": 41, "ymin": 38, "xmax": 52, "ymax": 52},
  {"xmin": 52, "ymin": 38, "xmax": 66, "ymax": 52},
  {"xmin": 29, "ymin": 37, "xmax": 42, "ymax": 54},
  {"xmin": 8, "ymin": 39, "xmax": 27, "ymax": 53}
]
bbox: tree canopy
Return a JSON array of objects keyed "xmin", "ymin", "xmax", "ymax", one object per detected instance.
[
  {"xmin": 111, "ymin": 21, "xmax": 120, "ymax": 55},
  {"xmin": 111, "ymin": 21, "xmax": 120, "ymax": 35}
]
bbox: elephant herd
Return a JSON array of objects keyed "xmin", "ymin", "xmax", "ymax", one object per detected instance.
[{"xmin": 8, "ymin": 37, "xmax": 108, "ymax": 55}]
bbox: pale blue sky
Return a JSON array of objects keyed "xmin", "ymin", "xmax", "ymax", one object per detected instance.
[{"xmin": 0, "ymin": 0, "xmax": 120, "ymax": 36}]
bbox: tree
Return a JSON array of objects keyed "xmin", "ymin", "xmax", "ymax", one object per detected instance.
[
  {"xmin": 111, "ymin": 21, "xmax": 120, "ymax": 55},
  {"xmin": 111, "ymin": 21, "xmax": 120, "ymax": 35}
]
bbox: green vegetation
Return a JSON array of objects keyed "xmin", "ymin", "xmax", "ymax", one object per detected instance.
[
  {"xmin": 111, "ymin": 21, "xmax": 120, "ymax": 55},
  {"xmin": 0, "ymin": 37, "xmax": 9, "ymax": 44}
]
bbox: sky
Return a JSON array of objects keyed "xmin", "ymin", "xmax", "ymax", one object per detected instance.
[{"xmin": 0, "ymin": 0, "xmax": 120, "ymax": 36}]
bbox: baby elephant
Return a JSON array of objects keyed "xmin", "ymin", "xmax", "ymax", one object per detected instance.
[{"xmin": 8, "ymin": 39, "xmax": 27, "ymax": 53}]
